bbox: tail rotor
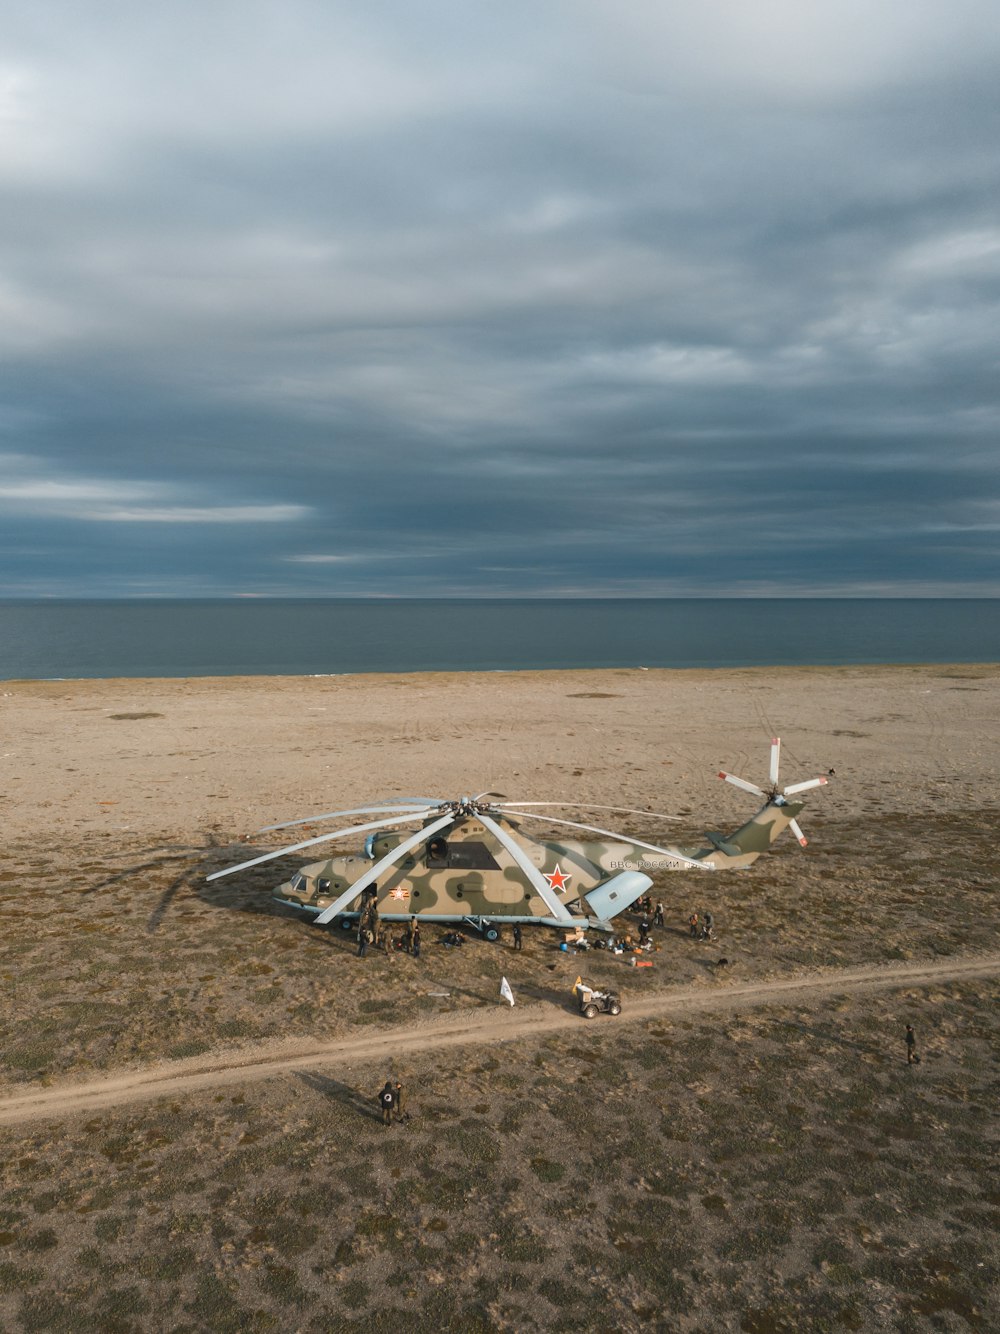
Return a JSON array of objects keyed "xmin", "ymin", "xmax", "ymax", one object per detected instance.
[{"xmin": 718, "ymin": 737, "xmax": 828, "ymax": 847}]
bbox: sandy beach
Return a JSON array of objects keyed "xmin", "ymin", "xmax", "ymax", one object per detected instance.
[
  {"xmin": 2, "ymin": 664, "xmax": 999, "ymax": 1331},
  {"xmin": 7, "ymin": 662, "xmax": 1000, "ymax": 842}
]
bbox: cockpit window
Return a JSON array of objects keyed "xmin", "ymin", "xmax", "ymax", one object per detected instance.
[
  {"xmin": 445, "ymin": 841, "xmax": 501, "ymax": 871},
  {"xmin": 426, "ymin": 837, "xmax": 449, "ymax": 866}
]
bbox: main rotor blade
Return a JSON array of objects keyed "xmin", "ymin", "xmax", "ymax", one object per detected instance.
[
  {"xmin": 769, "ymin": 738, "xmax": 781, "ymax": 787},
  {"xmin": 718, "ymin": 772, "xmax": 767, "ymax": 799},
  {"xmin": 477, "ymin": 813, "xmax": 575, "ymax": 921},
  {"xmin": 500, "ymin": 809, "xmax": 713, "ymax": 872},
  {"xmin": 313, "ymin": 812, "xmax": 457, "ymax": 925},
  {"xmin": 782, "ymin": 776, "xmax": 828, "ymax": 796},
  {"xmin": 259, "ymin": 801, "xmax": 439, "ymax": 833},
  {"xmin": 788, "ymin": 818, "xmax": 808, "ymax": 847},
  {"xmin": 206, "ymin": 810, "xmax": 433, "ymax": 882},
  {"xmin": 496, "ymin": 802, "xmax": 682, "ymax": 822}
]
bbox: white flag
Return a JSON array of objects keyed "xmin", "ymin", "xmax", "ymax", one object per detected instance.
[{"xmin": 500, "ymin": 976, "xmax": 515, "ymax": 1007}]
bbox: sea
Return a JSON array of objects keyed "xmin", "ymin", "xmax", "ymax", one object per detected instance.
[{"xmin": 1, "ymin": 598, "xmax": 998, "ymax": 681}]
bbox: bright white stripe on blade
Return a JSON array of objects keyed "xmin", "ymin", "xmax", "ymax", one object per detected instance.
[
  {"xmin": 259, "ymin": 803, "xmax": 437, "ymax": 833},
  {"xmin": 499, "ymin": 810, "xmax": 713, "ymax": 872},
  {"xmin": 313, "ymin": 813, "xmax": 457, "ymax": 925},
  {"xmin": 206, "ymin": 810, "xmax": 435, "ymax": 882},
  {"xmin": 477, "ymin": 813, "xmax": 576, "ymax": 920}
]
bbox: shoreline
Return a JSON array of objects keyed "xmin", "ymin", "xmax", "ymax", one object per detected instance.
[{"xmin": 5, "ymin": 657, "xmax": 999, "ymax": 687}]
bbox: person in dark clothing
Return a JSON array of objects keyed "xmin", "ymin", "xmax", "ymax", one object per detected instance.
[
  {"xmin": 906, "ymin": 1024, "xmax": 918, "ymax": 1064},
  {"xmin": 357, "ymin": 925, "xmax": 369, "ymax": 958},
  {"xmin": 404, "ymin": 918, "xmax": 415, "ymax": 953},
  {"xmin": 412, "ymin": 922, "xmax": 421, "ymax": 957},
  {"xmin": 513, "ymin": 923, "xmax": 522, "ymax": 951},
  {"xmin": 701, "ymin": 911, "xmax": 714, "ymax": 941},
  {"xmin": 654, "ymin": 900, "xmax": 664, "ymax": 928},
  {"xmin": 688, "ymin": 912, "xmax": 699, "ymax": 938},
  {"xmin": 638, "ymin": 917, "xmax": 650, "ymax": 945},
  {"xmin": 378, "ymin": 1081, "xmax": 395, "ymax": 1124}
]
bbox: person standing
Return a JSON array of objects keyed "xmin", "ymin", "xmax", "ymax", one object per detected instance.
[
  {"xmin": 378, "ymin": 1081, "xmax": 395, "ymax": 1124},
  {"xmin": 654, "ymin": 900, "xmax": 664, "ymax": 929},
  {"xmin": 412, "ymin": 922, "xmax": 421, "ymax": 958},
  {"xmin": 513, "ymin": 923, "xmax": 523, "ymax": 951},
  {"xmin": 404, "ymin": 917, "xmax": 415, "ymax": 953},
  {"xmin": 688, "ymin": 912, "xmax": 699, "ymax": 938},
  {"xmin": 906, "ymin": 1024, "xmax": 918, "ymax": 1064},
  {"xmin": 394, "ymin": 1080, "xmax": 405, "ymax": 1120},
  {"xmin": 357, "ymin": 923, "xmax": 369, "ymax": 958}
]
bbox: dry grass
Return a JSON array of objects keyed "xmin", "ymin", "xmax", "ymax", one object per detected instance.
[{"xmin": 1, "ymin": 980, "xmax": 997, "ymax": 1331}]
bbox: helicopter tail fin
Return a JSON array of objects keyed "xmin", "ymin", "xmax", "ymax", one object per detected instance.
[{"xmin": 700, "ymin": 800, "xmax": 807, "ymax": 867}]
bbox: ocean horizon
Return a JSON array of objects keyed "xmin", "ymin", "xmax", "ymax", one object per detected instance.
[{"xmin": 2, "ymin": 597, "xmax": 998, "ymax": 681}]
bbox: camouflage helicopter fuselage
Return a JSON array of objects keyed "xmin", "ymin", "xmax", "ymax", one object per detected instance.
[{"xmin": 272, "ymin": 798, "xmax": 807, "ymax": 932}]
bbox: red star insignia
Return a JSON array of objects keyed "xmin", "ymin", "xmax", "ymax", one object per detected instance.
[
  {"xmin": 389, "ymin": 886, "xmax": 410, "ymax": 900},
  {"xmin": 543, "ymin": 863, "xmax": 572, "ymax": 893}
]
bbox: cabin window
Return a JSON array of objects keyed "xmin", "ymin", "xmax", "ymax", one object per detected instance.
[{"xmin": 317, "ymin": 879, "xmax": 331, "ymax": 893}]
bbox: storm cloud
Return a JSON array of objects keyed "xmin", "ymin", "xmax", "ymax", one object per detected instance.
[{"xmin": 2, "ymin": 1, "xmax": 999, "ymax": 596}]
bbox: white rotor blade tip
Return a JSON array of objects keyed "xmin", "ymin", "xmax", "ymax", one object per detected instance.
[{"xmin": 788, "ymin": 818, "xmax": 808, "ymax": 847}]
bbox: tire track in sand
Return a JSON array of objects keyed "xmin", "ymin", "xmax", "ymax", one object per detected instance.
[{"xmin": 2, "ymin": 955, "xmax": 997, "ymax": 1126}]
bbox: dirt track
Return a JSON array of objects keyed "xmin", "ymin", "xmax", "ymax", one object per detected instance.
[{"xmin": 4, "ymin": 954, "xmax": 996, "ymax": 1126}]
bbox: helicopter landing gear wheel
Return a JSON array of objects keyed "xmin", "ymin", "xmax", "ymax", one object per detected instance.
[{"xmin": 483, "ymin": 924, "xmax": 500, "ymax": 943}]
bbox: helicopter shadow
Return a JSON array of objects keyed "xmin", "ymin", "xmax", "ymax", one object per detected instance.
[
  {"xmin": 507, "ymin": 979, "xmax": 578, "ymax": 1010},
  {"xmin": 149, "ymin": 837, "xmax": 296, "ymax": 932},
  {"xmin": 73, "ymin": 834, "xmax": 298, "ymax": 934}
]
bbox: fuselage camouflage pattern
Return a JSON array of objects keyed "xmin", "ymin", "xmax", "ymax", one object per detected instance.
[{"xmin": 273, "ymin": 798, "xmax": 807, "ymax": 932}]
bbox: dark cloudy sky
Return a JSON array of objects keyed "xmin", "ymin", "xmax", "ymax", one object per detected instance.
[{"xmin": 2, "ymin": 1, "xmax": 999, "ymax": 597}]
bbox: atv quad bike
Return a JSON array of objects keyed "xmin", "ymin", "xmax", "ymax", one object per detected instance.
[{"xmin": 578, "ymin": 987, "xmax": 622, "ymax": 1019}]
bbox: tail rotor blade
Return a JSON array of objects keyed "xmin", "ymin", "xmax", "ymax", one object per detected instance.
[
  {"xmin": 719, "ymin": 772, "xmax": 767, "ymax": 799},
  {"xmin": 783, "ymin": 776, "xmax": 828, "ymax": 797},
  {"xmin": 788, "ymin": 818, "xmax": 808, "ymax": 847},
  {"xmin": 769, "ymin": 738, "xmax": 781, "ymax": 787}
]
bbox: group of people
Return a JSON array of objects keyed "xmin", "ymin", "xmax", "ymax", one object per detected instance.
[
  {"xmin": 632, "ymin": 895, "xmax": 666, "ymax": 928},
  {"xmin": 688, "ymin": 910, "xmax": 715, "ymax": 940},
  {"xmin": 356, "ymin": 893, "xmax": 422, "ymax": 958}
]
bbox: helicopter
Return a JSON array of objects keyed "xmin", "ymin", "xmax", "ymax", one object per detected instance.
[{"xmin": 206, "ymin": 739, "xmax": 828, "ymax": 936}]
